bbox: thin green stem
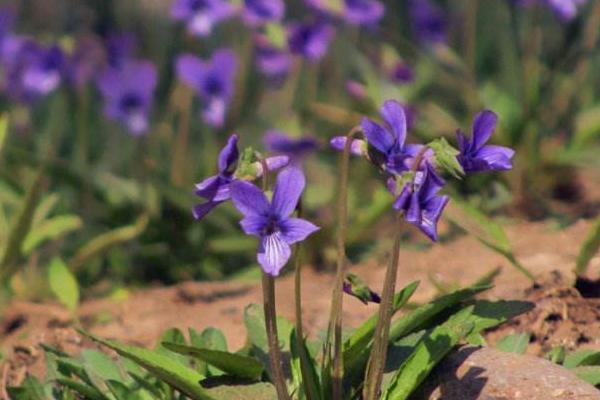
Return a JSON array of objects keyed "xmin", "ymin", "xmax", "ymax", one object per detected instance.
[
  {"xmin": 293, "ymin": 200, "xmax": 318, "ymax": 400},
  {"xmin": 326, "ymin": 126, "xmax": 362, "ymax": 400},
  {"xmin": 363, "ymin": 214, "xmax": 403, "ymax": 400},
  {"xmin": 259, "ymin": 158, "xmax": 290, "ymax": 400},
  {"xmin": 262, "ymin": 272, "xmax": 291, "ymax": 400},
  {"xmin": 170, "ymin": 86, "xmax": 192, "ymax": 187}
]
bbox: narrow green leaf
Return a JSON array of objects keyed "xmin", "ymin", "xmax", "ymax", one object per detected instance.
[
  {"xmin": 575, "ymin": 215, "xmax": 600, "ymax": 276},
  {"xmin": 343, "ymin": 281, "xmax": 419, "ymax": 372},
  {"xmin": 82, "ymin": 349, "xmax": 125, "ymax": 383},
  {"xmin": 545, "ymin": 347, "xmax": 566, "ymax": 364},
  {"xmin": 203, "ymin": 381, "xmax": 278, "ymax": 400},
  {"xmin": 564, "ymin": 349, "xmax": 600, "ymax": 369},
  {"xmin": 573, "ymin": 366, "xmax": 600, "ymax": 387},
  {"xmin": 69, "ymin": 214, "xmax": 149, "ymax": 272},
  {"xmin": 466, "ymin": 300, "xmax": 534, "ymax": 335},
  {"xmin": 0, "ymin": 114, "xmax": 7, "ymax": 154},
  {"xmin": 290, "ymin": 329, "xmax": 321, "ymax": 400},
  {"xmin": 56, "ymin": 378, "xmax": 109, "ymax": 400},
  {"xmin": 106, "ymin": 380, "xmax": 145, "ymax": 400},
  {"xmin": 48, "ymin": 257, "xmax": 79, "ymax": 312},
  {"xmin": 23, "ymin": 215, "xmax": 82, "ymax": 255},
  {"xmin": 7, "ymin": 376, "xmax": 48, "ymax": 400},
  {"xmin": 389, "ymin": 284, "xmax": 491, "ymax": 342},
  {"xmin": 161, "ymin": 342, "xmax": 264, "ymax": 380},
  {"xmin": 0, "ymin": 169, "xmax": 45, "ymax": 282},
  {"xmin": 79, "ymin": 330, "xmax": 216, "ymax": 400},
  {"xmin": 496, "ymin": 332, "xmax": 530, "ymax": 354},
  {"xmin": 382, "ymin": 307, "xmax": 475, "ymax": 400}
]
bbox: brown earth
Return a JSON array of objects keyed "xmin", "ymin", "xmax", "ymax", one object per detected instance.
[{"xmin": 2, "ymin": 213, "xmax": 600, "ymax": 390}]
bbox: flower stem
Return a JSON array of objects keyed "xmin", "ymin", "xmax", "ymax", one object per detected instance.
[
  {"xmin": 262, "ymin": 272, "xmax": 291, "ymax": 400},
  {"xmin": 327, "ymin": 126, "xmax": 362, "ymax": 400},
  {"xmin": 293, "ymin": 200, "xmax": 318, "ymax": 400},
  {"xmin": 258, "ymin": 158, "xmax": 290, "ymax": 400},
  {"xmin": 363, "ymin": 213, "xmax": 403, "ymax": 400}
]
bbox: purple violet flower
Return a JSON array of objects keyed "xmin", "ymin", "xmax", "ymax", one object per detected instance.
[
  {"xmin": 389, "ymin": 61, "xmax": 414, "ymax": 84},
  {"xmin": 230, "ymin": 166, "xmax": 319, "ymax": 276},
  {"xmin": 4, "ymin": 41, "xmax": 65, "ymax": 103},
  {"xmin": 243, "ymin": 0, "xmax": 285, "ymax": 26},
  {"xmin": 456, "ymin": 110, "xmax": 515, "ymax": 173},
  {"xmin": 263, "ymin": 130, "xmax": 319, "ymax": 162},
  {"xmin": 361, "ymin": 100, "xmax": 427, "ymax": 174},
  {"xmin": 343, "ymin": 0, "xmax": 384, "ymax": 26},
  {"xmin": 288, "ymin": 21, "xmax": 335, "ymax": 62},
  {"xmin": 514, "ymin": 0, "xmax": 587, "ymax": 21},
  {"xmin": 176, "ymin": 49, "xmax": 237, "ymax": 128},
  {"xmin": 193, "ymin": 134, "xmax": 290, "ymax": 220},
  {"xmin": 96, "ymin": 60, "xmax": 157, "ymax": 135},
  {"xmin": 408, "ymin": 0, "xmax": 447, "ymax": 45},
  {"xmin": 171, "ymin": 0, "xmax": 235, "ymax": 37},
  {"xmin": 254, "ymin": 35, "xmax": 291, "ymax": 84},
  {"xmin": 392, "ymin": 164, "xmax": 449, "ymax": 241}
]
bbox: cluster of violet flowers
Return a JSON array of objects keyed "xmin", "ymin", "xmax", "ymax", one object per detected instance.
[{"xmin": 191, "ymin": 99, "xmax": 514, "ymax": 399}]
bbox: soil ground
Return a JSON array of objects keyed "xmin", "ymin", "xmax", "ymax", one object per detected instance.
[{"xmin": 2, "ymin": 169, "xmax": 600, "ymax": 390}]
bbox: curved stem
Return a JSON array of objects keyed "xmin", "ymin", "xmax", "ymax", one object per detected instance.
[
  {"xmin": 259, "ymin": 158, "xmax": 290, "ymax": 400},
  {"xmin": 363, "ymin": 214, "xmax": 403, "ymax": 400},
  {"xmin": 327, "ymin": 126, "xmax": 362, "ymax": 400}
]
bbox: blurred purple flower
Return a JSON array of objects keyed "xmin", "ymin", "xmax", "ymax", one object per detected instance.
[
  {"xmin": 66, "ymin": 37, "xmax": 105, "ymax": 89},
  {"xmin": 344, "ymin": 0, "xmax": 384, "ymax": 26},
  {"xmin": 288, "ymin": 21, "xmax": 335, "ymax": 62},
  {"xmin": 254, "ymin": 35, "xmax": 291, "ymax": 84},
  {"xmin": 96, "ymin": 60, "xmax": 157, "ymax": 135},
  {"xmin": 106, "ymin": 33, "xmax": 136, "ymax": 68},
  {"xmin": 171, "ymin": 0, "xmax": 234, "ymax": 37},
  {"xmin": 230, "ymin": 167, "xmax": 319, "ymax": 276},
  {"xmin": 515, "ymin": 0, "xmax": 587, "ymax": 21},
  {"xmin": 263, "ymin": 130, "xmax": 319, "ymax": 162},
  {"xmin": 392, "ymin": 163, "xmax": 449, "ymax": 241},
  {"xmin": 457, "ymin": 110, "xmax": 515, "ymax": 173},
  {"xmin": 408, "ymin": 0, "xmax": 447, "ymax": 45},
  {"xmin": 361, "ymin": 100, "xmax": 426, "ymax": 174},
  {"xmin": 4, "ymin": 41, "xmax": 65, "ymax": 103},
  {"xmin": 389, "ymin": 61, "xmax": 414, "ymax": 84},
  {"xmin": 176, "ymin": 49, "xmax": 237, "ymax": 127},
  {"xmin": 345, "ymin": 80, "xmax": 368, "ymax": 100},
  {"xmin": 0, "ymin": 7, "xmax": 15, "ymax": 45},
  {"xmin": 243, "ymin": 0, "xmax": 284, "ymax": 26}
]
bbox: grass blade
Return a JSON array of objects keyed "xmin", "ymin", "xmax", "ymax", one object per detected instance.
[{"xmin": 575, "ymin": 215, "xmax": 600, "ymax": 276}]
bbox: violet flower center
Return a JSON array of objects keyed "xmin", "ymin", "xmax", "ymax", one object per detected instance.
[
  {"xmin": 203, "ymin": 76, "xmax": 224, "ymax": 96},
  {"xmin": 262, "ymin": 214, "xmax": 280, "ymax": 235},
  {"xmin": 120, "ymin": 93, "xmax": 143, "ymax": 112},
  {"xmin": 189, "ymin": 0, "xmax": 209, "ymax": 11}
]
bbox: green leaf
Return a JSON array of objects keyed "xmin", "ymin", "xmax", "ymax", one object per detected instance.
[
  {"xmin": 203, "ymin": 381, "xmax": 278, "ymax": 400},
  {"xmin": 466, "ymin": 300, "xmax": 534, "ymax": 336},
  {"xmin": 56, "ymin": 378, "xmax": 109, "ymax": 400},
  {"xmin": 575, "ymin": 215, "xmax": 600, "ymax": 276},
  {"xmin": 389, "ymin": 284, "xmax": 491, "ymax": 342},
  {"xmin": 0, "ymin": 168, "xmax": 45, "ymax": 282},
  {"xmin": 564, "ymin": 349, "xmax": 600, "ymax": 369},
  {"xmin": 0, "ymin": 114, "xmax": 7, "ymax": 154},
  {"xmin": 200, "ymin": 328, "xmax": 228, "ymax": 377},
  {"xmin": 79, "ymin": 330, "xmax": 217, "ymax": 400},
  {"xmin": 545, "ymin": 346, "xmax": 566, "ymax": 364},
  {"xmin": 161, "ymin": 342, "xmax": 264, "ymax": 380},
  {"xmin": 69, "ymin": 214, "xmax": 149, "ymax": 272},
  {"xmin": 7, "ymin": 376, "xmax": 48, "ymax": 400},
  {"xmin": 496, "ymin": 332, "xmax": 530, "ymax": 354},
  {"xmin": 427, "ymin": 137, "xmax": 464, "ymax": 179},
  {"xmin": 382, "ymin": 307, "xmax": 475, "ymax": 400},
  {"xmin": 573, "ymin": 366, "xmax": 600, "ymax": 387},
  {"xmin": 48, "ymin": 257, "xmax": 79, "ymax": 312},
  {"xmin": 446, "ymin": 200, "xmax": 536, "ymax": 282},
  {"xmin": 290, "ymin": 329, "xmax": 321, "ymax": 400},
  {"xmin": 82, "ymin": 349, "xmax": 125, "ymax": 384},
  {"xmin": 106, "ymin": 380, "xmax": 146, "ymax": 400},
  {"xmin": 22, "ymin": 215, "xmax": 82, "ymax": 255},
  {"xmin": 343, "ymin": 281, "xmax": 419, "ymax": 373},
  {"xmin": 244, "ymin": 304, "xmax": 293, "ymax": 353}
]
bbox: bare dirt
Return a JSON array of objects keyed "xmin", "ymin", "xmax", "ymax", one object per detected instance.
[{"xmin": 1, "ymin": 213, "xmax": 600, "ymax": 389}]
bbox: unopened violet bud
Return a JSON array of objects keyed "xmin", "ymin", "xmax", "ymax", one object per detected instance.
[
  {"xmin": 330, "ymin": 136, "xmax": 366, "ymax": 156},
  {"xmin": 389, "ymin": 61, "xmax": 414, "ymax": 84},
  {"xmin": 343, "ymin": 274, "xmax": 381, "ymax": 304},
  {"xmin": 345, "ymin": 80, "xmax": 368, "ymax": 100}
]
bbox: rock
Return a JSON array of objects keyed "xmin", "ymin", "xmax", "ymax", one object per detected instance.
[{"xmin": 413, "ymin": 346, "xmax": 600, "ymax": 400}]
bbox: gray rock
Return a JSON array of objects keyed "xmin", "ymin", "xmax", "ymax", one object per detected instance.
[{"xmin": 413, "ymin": 346, "xmax": 600, "ymax": 400}]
